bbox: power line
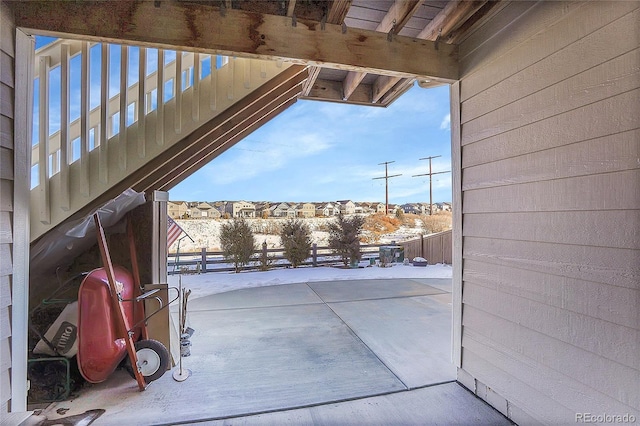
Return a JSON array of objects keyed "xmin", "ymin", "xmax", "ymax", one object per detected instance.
[
  {"xmin": 412, "ymin": 155, "xmax": 450, "ymax": 215},
  {"xmin": 373, "ymin": 161, "xmax": 402, "ymax": 215}
]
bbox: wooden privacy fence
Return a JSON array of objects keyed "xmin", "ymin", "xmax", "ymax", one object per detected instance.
[{"xmin": 400, "ymin": 230, "xmax": 452, "ymax": 264}]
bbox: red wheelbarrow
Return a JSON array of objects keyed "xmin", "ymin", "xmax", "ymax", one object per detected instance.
[{"xmin": 77, "ymin": 214, "xmax": 173, "ymax": 390}]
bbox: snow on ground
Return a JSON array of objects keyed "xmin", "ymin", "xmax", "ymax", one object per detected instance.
[
  {"xmin": 170, "ymin": 217, "xmax": 427, "ymax": 252},
  {"xmin": 168, "ymin": 262, "xmax": 452, "ymax": 300}
]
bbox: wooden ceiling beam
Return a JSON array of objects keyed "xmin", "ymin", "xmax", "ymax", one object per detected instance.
[
  {"xmin": 447, "ymin": 1, "xmax": 505, "ymax": 44},
  {"xmin": 378, "ymin": 77, "xmax": 414, "ymax": 105},
  {"xmin": 326, "ymin": 0, "xmax": 353, "ymax": 24},
  {"xmin": 304, "ymin": 78, "xmax": 375, "ymax": 106},
  {"xmin": 373, "ymin": 1, "xmax": 488, "ymax": 103},
  {"xmin": 302, "ymin": 0, "xmax": 352, "ymax": 96},
  {"xmin": 378, "ymin": 0, "xmax": 424, "ymax": 36},
  {"xmin": 343, "ymin": 0, "xmax": 423, "ymax": 101},
  {"xmin": 12, "ymin": 0, "xmax": 457, "ymax": 80},
  {"xmin": 372, "ymin": 75, "xmax": 402, "ymax": 104},
  {"xmin": 417, "ymin": 0, "xmax": 488, "ymax": 41}
]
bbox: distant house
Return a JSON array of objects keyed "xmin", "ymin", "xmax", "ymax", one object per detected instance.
[
  {"xmin": 401, "ymin": 203, "xmax": 421, "ymax": 214},
  {"xmin": 315, "ymin": 202, "xmax": 338, "ymax": 217},
  {"xmin": 297, "ymin": 203, "xmax": 316, "ymax": 218},
  {"xmin": 442, "ymin": 202, "xmax": 452, "ymax": 212},
  {"xmin": 255, "ymin": 202, "xmax": 271, "ymax": 218},
  {"xmin": 416, "ymin": 203, "xmax": 431, "ymax": 215},
  {"xmin": 211, "ymin": 201, "xmax": 228, "ymax": 217},
  {"xmin": 193, "ymin": 202, "xmax": 219, "ymax": 219},
  {"xmin": 287, "ymin": 203, "xmax": 299, "ymax": 217},
  {"xmin": 270, "ymin": 202, "xmax": 290, "ymax": 217},
  {"xmin": 356, "ymin": 202, "xmax": 371, "ymax": 213},
  {"xmin": 336, "ymin": 200, "xmax": 356, "ymax": 215},
  {"xmin": 168, "ymin": 201, "xmax": 189, "ymax": 219},
  {"xmin": 359, "ymin": 202, "xmax": 385, "ymax": 214},
  {"xmin": 225, "ymin": 201, "xmax": 256, "ymax": 218},
  {"xmin": 204, "ymin": 203, "xmax": 222, "ymax": 219}
]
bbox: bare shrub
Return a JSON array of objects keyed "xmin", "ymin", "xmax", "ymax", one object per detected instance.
[
  {"xmin": 421, "ymin": 211, "xmax": 452, "ymax": 234},
  {"xmin": 402, "ymin": 213, "xmax": 422, "ymax": 227},
  {"xmin": 251, "ymin": 220, "xmax": 282, "ymax": 235},
  {"xmin": 363, "ymin": 213, "xmax": 401, "ymax": 243}
]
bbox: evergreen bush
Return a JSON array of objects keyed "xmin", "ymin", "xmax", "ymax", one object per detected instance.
[
  {"xmin": 219, "ymin": 218, "xmax": 256, "ymax": 273},
  {"xmin": 279, "ymin": 219, "xmax": 312, "ymax": 268},
  {"xmin": 328, "ymin": 213, "xmax": 366, "ymax": 266}
]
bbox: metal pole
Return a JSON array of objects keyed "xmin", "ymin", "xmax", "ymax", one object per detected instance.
[
  {"xmin": 429, "ymin": 157, "xmax": 433, "ymax": 215},
  {"xmin": 413, "ymin": 155, "xmax": 450, "ymax": 215},
  {"xmin": 385, "ymin": 162, "xmax": 389, "ymax": 214},
  {"xmin": 373, "ymin": 161, "xmax": 401, "ymax": 215}
]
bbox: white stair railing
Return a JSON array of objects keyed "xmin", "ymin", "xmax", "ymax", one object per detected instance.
[{"xmin": 31, "ymin": 39, "xmax": 290, "ymax": 241}]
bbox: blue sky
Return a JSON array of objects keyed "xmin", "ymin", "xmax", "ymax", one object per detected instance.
[
  {"xmin": 171, "ymin": 83, "xmax": 452, "ymax": 204},
  {"xmin": 35, "ymin": 36, "xmax": 451, "ymax": 205}
]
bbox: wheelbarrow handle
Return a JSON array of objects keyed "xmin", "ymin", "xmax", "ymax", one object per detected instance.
[
  {"xmin": 127, "ymin": 287, "xmax": 180, "ymax": 333},
  {"xmin": 135, "ymin": 288, "xmax": 160, "ymax": 302}
]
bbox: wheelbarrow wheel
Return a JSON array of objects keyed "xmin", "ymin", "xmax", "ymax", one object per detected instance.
[{"xmin": 133, "ymin": 339, "xmax": 170, "ymax": 383}]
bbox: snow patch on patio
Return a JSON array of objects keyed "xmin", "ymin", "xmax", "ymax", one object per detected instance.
[{"xmin": 169, "ymin": 262, "xmax": 452, "ymax": 300}]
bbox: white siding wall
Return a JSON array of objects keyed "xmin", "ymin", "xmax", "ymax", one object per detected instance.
[
  {"xmin": 1, "ymin": 3, "xmax": 31, "ymax": 419},
  {"xmin": 0, "ymin": 1, "xmax": 15, "ymax": 417},
  {"xmin": 456, "ymin": 1, "xmax": 640, "ymax": 424}
]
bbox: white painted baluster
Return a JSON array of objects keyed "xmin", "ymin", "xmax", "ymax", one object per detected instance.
[
  {"xmin": 80, "ymin": 42, "xmax": 90, "ymax": 196},
  {"xmin": 244, "ymin": 59, "xmax": 251, "ymax": 88},
  {"xmin": 210, "ymin": 55, "xmax": 217, "ymax": 111},
  {"xmin": 99, "ymin": 43, "xmax": 109, "ymax": 183},
  {"xmin": 59, "ymin": 43, "xmax": 70, "ymax": 211},
  {"xmin": 38, "ymin": 56, "xmax": 50, "ymax": 224},
  {"xmin": 192, "ymin": 53, "xmax": 200, "ymax": 122},
  {"xmin": 157, "ymin": 49, "xmax": 164, "ymax": 146},
  {"xmin": 175, "ymin": 51, "xmax": 182, "ymax": 134},
  {"xmin": 119, "ymin": 45, "xmax": 128, "ymax": 170},
  {"xmin": 138, "ymin": 47, "xmax": 146, "ymax": 158},
  {"xmin": 227, "ymin": 57, "xmax": 234, "ymax": 100}
]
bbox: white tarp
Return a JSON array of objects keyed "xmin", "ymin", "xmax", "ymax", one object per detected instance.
[{"xmin": 30, "ymin": 188, "xmax": 146, "ymax": 277}]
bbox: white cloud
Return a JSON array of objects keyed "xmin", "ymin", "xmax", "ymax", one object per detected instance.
[
  {"xmin": 440, "ymin": 113, "xmax": 451, "ymax": 130},
  {"xmin": 206, "ymin": 133, "xmax": 333, "ymax": 185}
]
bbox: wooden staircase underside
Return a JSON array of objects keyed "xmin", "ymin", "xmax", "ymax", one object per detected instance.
[{"xmin": 34, "ymin": 64, "xmax": 308, "ymax": 244}]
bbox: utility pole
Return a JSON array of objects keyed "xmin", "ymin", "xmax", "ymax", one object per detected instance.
[
  {"xmin": 373, "ymin": 161, "xmax": 402, "ymax": 215},
  {"xmin": 413, "ymin": 155, "xmax": 450, "ymax": 215}
]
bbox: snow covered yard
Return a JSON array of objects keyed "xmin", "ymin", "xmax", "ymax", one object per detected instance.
[
  {"xmin": 169, "ymin": 217, "xmax": 429, "ymax": 253},
  {"xmin": 168, "ymin": 262, "xmax": 453, "ymax": 300}
]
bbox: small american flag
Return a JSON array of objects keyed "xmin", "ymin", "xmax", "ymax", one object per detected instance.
[{"xmin": 167, "ymin": 217, "xmax": 185, "ymax": 248}]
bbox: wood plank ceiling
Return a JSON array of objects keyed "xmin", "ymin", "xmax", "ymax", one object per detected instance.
[
  {"xmin": 13, "ymin": 0, "xmax": 495, "ymax": 108},
  {"xmin": 223, "ymin": 0, "xmax": 495, "ymax": 106}
]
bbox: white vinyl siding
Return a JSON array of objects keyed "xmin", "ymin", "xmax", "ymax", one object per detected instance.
[{"xmin": 0, "ymin": 1, "xmax": 14, "ymax": 417}]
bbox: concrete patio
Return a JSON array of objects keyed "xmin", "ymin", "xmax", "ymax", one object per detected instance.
[{"xmin": 32, "ymin": 278, "xmax": 511, "ymax": 425}]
